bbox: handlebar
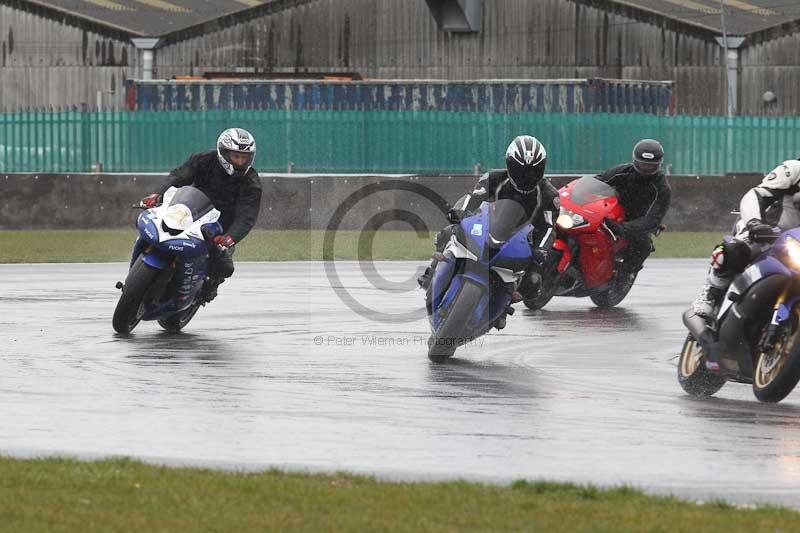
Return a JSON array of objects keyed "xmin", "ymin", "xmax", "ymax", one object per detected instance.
[{"xmin": 752, "ymin": 231, "xmax": 781, "ymax": 244}]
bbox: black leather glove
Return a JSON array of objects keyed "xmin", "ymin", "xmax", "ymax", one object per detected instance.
[
  {"xmin": 604, "ymin": 218, "xmax": 625, "ymax": 238},
  {"xmin": 447, "ymin": 208, "xmax": 465, "ymax": 224},
  {"xmin": 745, "ymin": 219, "xmax": 776, "ymax": 241}
]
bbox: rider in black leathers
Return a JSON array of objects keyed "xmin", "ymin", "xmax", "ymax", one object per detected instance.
[
  {"xmin": 596, "ymin": 139, "xmax": 672, "ymax": 276},
  {"xmin": 418, "ymin": 135, "xmax": 560, "ymax": 326},
  {"xmin": 141, "ymin": 128, "xmax": 262, "ymax": 302}
]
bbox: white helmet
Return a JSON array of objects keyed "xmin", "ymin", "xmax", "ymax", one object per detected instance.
[{"xmin": 217, "ymin": 128, "xmax": 256, "ymax": 177}]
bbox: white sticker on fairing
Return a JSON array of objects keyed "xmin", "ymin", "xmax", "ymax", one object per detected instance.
[{"xmin": 471, "ymin": 224, "xmax": 483, "ymax": 236}]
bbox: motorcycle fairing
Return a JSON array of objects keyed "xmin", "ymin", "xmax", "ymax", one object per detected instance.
[
  {"xmin": 429, "ymin": 201, "xmax": 533, "ymax": 336},
  {"xmin": 141, "ymin": 255, "xmax": 209, "ymax": 320},
  {"xmin": 715, "ymin": 274, "xmax": 790, "ymax": 378},
  {"xmin": 126, "ymin": 186, "xmax": 223, "ymax": 321}
]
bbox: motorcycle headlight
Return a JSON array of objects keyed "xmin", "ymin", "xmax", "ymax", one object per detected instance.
[
  {"xmin": 785, "ymin": 236, "xmax": 800, "ymax": 267},
  {"xmin": 556, "ymin": 208, "xmax": 586, "ymax": 229}
]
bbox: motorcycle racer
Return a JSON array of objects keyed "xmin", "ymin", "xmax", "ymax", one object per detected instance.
[
  {"xmin": 140, "ymin": 128, "xmax": 262, "ymax": 302},
  {"xmin": 693, "ymin": 159, "xmax": 800, "ymax": 320}
]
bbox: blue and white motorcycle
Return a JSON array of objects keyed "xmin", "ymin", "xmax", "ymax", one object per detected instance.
[
  {"xmin": 680, "ymin": 227, "xmax": 800, "ymax": 402},
  {"xmin": 426, "ymin": 199, "xmax": 540, "ymax": 362},
  {"xmin": 113, "ymin": 186, "xmax": 222, "ymax": 334}
]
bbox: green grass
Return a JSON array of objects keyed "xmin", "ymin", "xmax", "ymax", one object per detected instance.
[
  {"xmin": 0, "ymin": 229, "xmax": 722, "ymax": 263},
  {"xmin": 0, "ymin": 456, "xmax": 796, "ymax": 532}
]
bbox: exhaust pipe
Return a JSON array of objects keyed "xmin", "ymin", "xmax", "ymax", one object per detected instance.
[{"xmin": 682, "ymin": 308, "xmax": 716, "ymax": 347}]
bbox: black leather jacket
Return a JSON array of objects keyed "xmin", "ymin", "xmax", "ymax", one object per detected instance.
[
  {"xmin": 158, "ymin": 150, "xmax": 263, "ymax": 242},
  {"xmin": 596, "ymin": 163, "xmax": 671, "ymax": 234},
  {"xmin": 456, "ymin": 170, "xmax": 560, "ymax": 228}
]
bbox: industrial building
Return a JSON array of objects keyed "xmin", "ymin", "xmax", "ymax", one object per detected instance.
[{"xmin": 1, "ymin": 0, "xmax": 800, "ymax": 114}]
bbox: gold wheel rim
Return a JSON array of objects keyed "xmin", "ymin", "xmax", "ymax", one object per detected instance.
[
  {"xmin": 755, "ymin": 310, "xmax": 800, "ymax": 389},
  {"xmin": 680, "ymin": 336, "xmax": 704, "ymax": 377}
]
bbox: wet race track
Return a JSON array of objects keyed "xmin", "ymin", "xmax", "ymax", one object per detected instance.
[{"xmin": 3, "ymin": 259, "xmax": 800, "ymax": 507}]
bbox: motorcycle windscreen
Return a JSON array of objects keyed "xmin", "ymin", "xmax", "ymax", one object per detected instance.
[
  {"xmin": 169, "ymin": 186, "xmax": 215, "ymax": 220},
  {"xmin": 487, "ymin": 199, "xmax": 528, "ymax": 247},
  {"xmin": 569, "ymin": 176, "xmax": 618, "ymax": 206}
]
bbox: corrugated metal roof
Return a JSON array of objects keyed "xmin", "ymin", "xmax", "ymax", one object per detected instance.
[
  {"xmin": 13, "ymin": 0, "xmax": 800, "ymax": 40},
  {"xmin": 18, "ymin": 0, "xmax": 272, "ymax": 37},
  {"xmin": 612, "ymin": 0, "xmax": 800, "ymax": 35}
]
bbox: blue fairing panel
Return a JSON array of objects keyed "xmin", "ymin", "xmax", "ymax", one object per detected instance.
[
  {"xmin": 137, "ymin": 213, "xmax": 159, "ymax": 244},
  {"xmin": 142, "ymin": 250, "xmax": 171, "ymax": 270}
]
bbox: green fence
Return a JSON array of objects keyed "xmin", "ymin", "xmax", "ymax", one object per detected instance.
[{"xmin": 1, "ymin": 110, "xmax": 798, "ymax": 174}]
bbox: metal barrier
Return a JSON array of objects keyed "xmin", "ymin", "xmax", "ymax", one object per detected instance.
[
  {"xmin": 0, "ymin": 172, "xmax": 762, "ymax": 232},
  {"xmin": 1, "ymin": 110, "xmax": 797, "ymax": 174}
]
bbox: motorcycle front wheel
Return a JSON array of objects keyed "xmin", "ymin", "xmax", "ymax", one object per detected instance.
[
  {"xmin": 521, "ymin": 271, "xmax": 557, "ymax": 311},
  {"xmin": 112, "ymin": 256, "xmax": 160, "ymax": 334},
  {"xmin": 428, "ymin": 280, "xmax": 483, "ymax": 363},
  {"xmin": 590, "ymin": 270, "xmax": 637, "ymax": 308},
  {"xmin": 753, "ymin": 308, "xmax": 800, "ymax": 403}
]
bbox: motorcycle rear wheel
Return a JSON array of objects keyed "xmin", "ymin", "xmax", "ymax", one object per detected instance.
[
  {"xmin": 753, "ymin": 309, "xmax": 800, "ymax": 403},
  {"xmin": 112, "ymin": 256, "xmax": 160, "ymax": 334},
  {"xmin": 158, "ymin": 302, "xmax": 202, "ymax": 333},
  {"xmin": 677, "ymin": 333, "xmax": 726, "ymax": 397},
  {"xmin": 428, "ymin": 280, "xmax": 483, "ymax": 363}
]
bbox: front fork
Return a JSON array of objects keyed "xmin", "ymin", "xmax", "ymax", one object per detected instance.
[{"xmin": 761, "ymin": 285, "xmax": 799, "ymax": 353}]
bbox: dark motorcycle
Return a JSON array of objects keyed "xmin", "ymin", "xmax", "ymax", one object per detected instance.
[{"xmin": 679, "ymin": 227, "xmax": 800, "ymax": 403}]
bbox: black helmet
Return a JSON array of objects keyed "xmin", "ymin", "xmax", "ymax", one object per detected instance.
[
  {"xmin": 505, "ymin": 135, "xmax": 547, "ymax": 194},
  {"xmin": 632, "ymin": 139, "xmax": 664, "ymax": 176}
]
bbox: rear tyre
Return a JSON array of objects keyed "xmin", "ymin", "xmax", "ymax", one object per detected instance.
[
  {"xmin": 428, "ymin": 280, "xmax": 483, "ymax": 363},
  {"xmin": 753, "ymin": 309, "xmax": 800, "ymax": 403},
  {"xmin": 112, "ymin": 256, "xmax": 160, "ymax": 334},
  {"xmin": 590, "ymin": 271, "xmax": 637, "ymax": 308},
  {"xmin": 677, "ymin": 333, "xmax": 726, "ymax": 397},
  {"xmin": 158, "ymin": 302, "xmax": 201, "ymax": 333}
]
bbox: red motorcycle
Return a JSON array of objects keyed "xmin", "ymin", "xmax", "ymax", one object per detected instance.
[{"xmin": 521, "ymin": 176, "xmax": 643, "ymax": 310}]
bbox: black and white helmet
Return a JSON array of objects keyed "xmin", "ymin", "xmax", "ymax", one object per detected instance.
[
  {"xmin": 505, "ymin": 135, "xmax": 547, "ymax": 194},
  {"xmin": 632, "ymin": 139, "xmax": 664, "ymax": 176},
  {"xmin": 217, "ymin": 127, "xmax": 256, "ymax": 177}
]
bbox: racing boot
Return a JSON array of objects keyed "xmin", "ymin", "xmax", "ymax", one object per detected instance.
[
  {"xmin": 417, "ymin": 262, "xmax": 435, "ymax": 290},
  {"xmin": 494, "ymin": 301, "xmax": 518, "ymax": 331},
  {"xmin": 201, "ymin": 277, "xmax": 225, "ymax": 304},
  {"xmin": 692, "ymin": 281, "xmax": 725, "ymax": 320},
  {"xmin": 419, "ymin": 227, "xmax": 457, "ymax": 290},
  {"xmin": 417, "ymin": 252, "xmax": 445, "ymax": 290}
]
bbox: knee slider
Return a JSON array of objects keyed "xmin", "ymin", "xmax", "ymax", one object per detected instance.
[{"xmin": 712, "ymin": 241, "xmax": 750, "ymax": 274}]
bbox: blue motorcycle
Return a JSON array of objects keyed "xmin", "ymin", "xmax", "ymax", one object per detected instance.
[
  {"xmin": 426, "ymin": 199, "xmax": 540, "ymax": 362},
  {"xmin": 680, "ymin": 227, "xmax": 800, "ymax": 402},
  {"xmin": 113, "ymin": 186, "xmax": 223, "ymax": 334}
]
